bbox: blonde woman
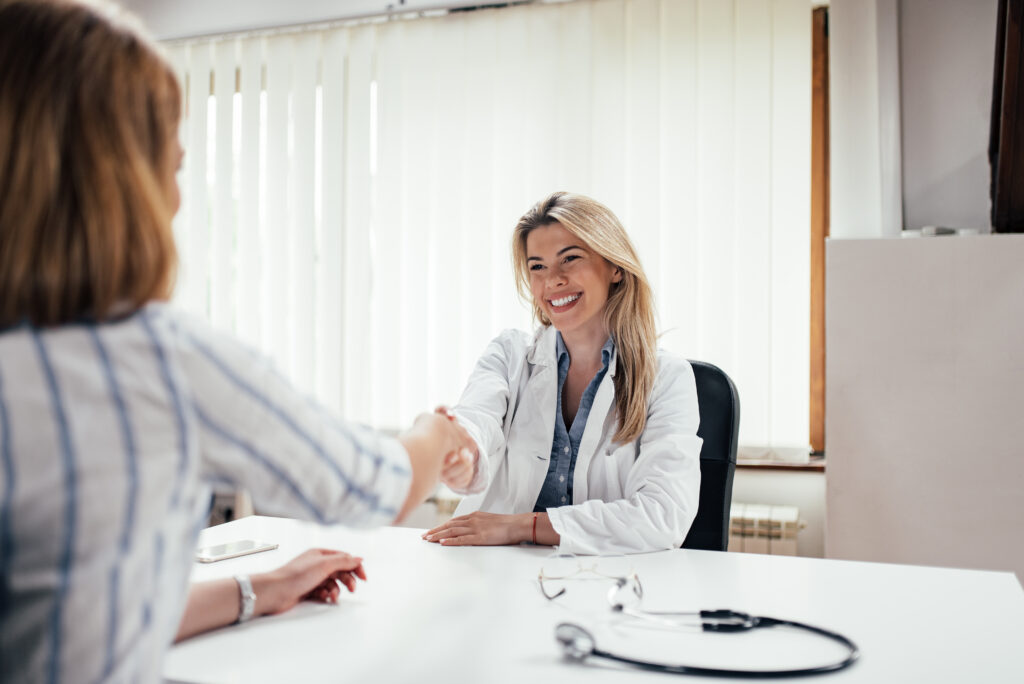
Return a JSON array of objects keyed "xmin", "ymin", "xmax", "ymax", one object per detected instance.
[
  {"xmin": 424, "ymin": 192, "xmax": 702, "ymax": 555},
  {"xmin": 0, "ymin": 2, "xmax": 470, "ymax": 681}
]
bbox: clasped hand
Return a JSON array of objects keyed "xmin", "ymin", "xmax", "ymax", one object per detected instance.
[{"xmin": 432, "ymin": 406, "xmax": 477, "ymax": 491}]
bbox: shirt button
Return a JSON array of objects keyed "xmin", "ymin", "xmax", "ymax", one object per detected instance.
[
  {"xmin": 563, "ymin": 446, "xmax": 569, "ymax": 454},
  {"xmin": 561, "ymin": 496, "xmax": 567, "ymax": 503},
  {"xmin": 559, "ymin": 475, "xmax": 565, "ymax": 482}
]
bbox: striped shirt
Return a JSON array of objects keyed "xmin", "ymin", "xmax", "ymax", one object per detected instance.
[{"xmin": 0, "ymin": 303, "xmax": 411, "ymax": 683}]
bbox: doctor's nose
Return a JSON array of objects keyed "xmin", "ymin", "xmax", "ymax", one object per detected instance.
[{"xmin": 546, "ymin": 268, "xmax": 568, "ymax": 287}]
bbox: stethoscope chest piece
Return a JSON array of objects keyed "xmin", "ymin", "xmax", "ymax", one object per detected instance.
[{"xmin": 555, "ymin": 623, "xmax": 596, "ymax": 662}]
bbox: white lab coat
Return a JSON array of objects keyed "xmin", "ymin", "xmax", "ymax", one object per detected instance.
[{"xmin": 451, "ymin": 326, "xmax": 702, "ymax": 555}]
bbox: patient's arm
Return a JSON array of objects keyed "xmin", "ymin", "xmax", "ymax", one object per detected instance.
[{"xmin": 174, "ymin": 548, "xmax": 367, "ymax": 642}]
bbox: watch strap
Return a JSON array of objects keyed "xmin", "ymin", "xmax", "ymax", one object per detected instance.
[{"xmin": 234, "ymin": 574, "xmax": 256, "ymax": 623}]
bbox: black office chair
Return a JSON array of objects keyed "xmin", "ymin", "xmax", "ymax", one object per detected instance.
[{"xmin": 681, "ymin": 361, "xmax": 740, "ymax": 551}]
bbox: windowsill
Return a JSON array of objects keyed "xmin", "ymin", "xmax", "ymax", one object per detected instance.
[{"xmin": 736, "ymin": 453, "xmax": 825, "ymax": 473}]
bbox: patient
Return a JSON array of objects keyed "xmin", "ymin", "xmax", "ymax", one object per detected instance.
[
  {"xmin": 424, "ymin": 192, "xmax": 702, "ymax": 555},
  {"xmin": 0, "ymin": 1, "xmax": 471, "ymax": 681}
]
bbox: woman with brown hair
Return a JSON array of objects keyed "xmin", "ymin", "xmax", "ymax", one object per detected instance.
[
  {"xmin": 424, "ymin": 192, "xmax": 702, "ymax": 554},
  {"xmin": 0, "ymin": 1, "xmax": 469, "ymax": 681}
]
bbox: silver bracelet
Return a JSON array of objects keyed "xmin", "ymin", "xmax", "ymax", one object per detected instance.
[{"xmin": 234, "ymin": 574, "xmax": 256, "ymax": 623}]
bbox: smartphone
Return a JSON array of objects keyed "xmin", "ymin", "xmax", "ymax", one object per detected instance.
[{"xmin": 195, "ymin": 539, "xmax": 279, "ymax": 563}]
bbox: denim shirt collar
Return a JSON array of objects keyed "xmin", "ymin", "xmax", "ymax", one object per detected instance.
[
  {"xmin": 529, "ymin": 325, "xmax": 619, "ymax": 377},
  {"xmin": 555, "ymin": 332, "xmax": 615, "ymax": 371}
]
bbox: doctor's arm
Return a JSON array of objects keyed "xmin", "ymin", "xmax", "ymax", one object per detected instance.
[{"xmin": 439, "ymin": 333, "xmax": 517, "ymax": 495}]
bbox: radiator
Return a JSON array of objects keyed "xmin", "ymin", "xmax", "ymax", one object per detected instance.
[{"xmin": 728, "ymin": 503, "xmax": 804, "ymax": 555}]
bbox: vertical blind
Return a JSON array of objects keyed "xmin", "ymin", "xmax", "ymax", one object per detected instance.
[{"xmin": 163, "ymin": 0, "xmax": 811, "ymax": 454}]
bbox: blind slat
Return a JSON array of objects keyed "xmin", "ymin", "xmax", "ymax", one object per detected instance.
[
  {"xmin": 211, "ymin": 39, "xmax": 236, "ymax": 332},
  {"xmin": 183, "ymin": 43, "xmax": 211, "ymax": 318},
  {"xmin": 734, "ymin": 0, "xmax": 775, "ymax": 446},
  {"xmin": 318, "ymin": 29, "xmax": 348, "ymax": 413},
  {"xmin": 770, "ymin": 0, "xmax": 812, "ymax": 448},
  {"xmin": 342, "ymin": 26, "xmax": 374, "ymax": 423},
  {"xmin": 263, "ymin": 36, "xmax": 292, "ymax": 374},
  {"xmin": 236, "ymin": 38, "xmax": 263, "ymax": 349},
  {"xmin": 290, "ymin": 32, "xmax": 319, "ymax": 394}
]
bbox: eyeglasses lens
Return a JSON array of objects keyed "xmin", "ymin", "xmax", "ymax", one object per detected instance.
[{"xmin": 542, "ymin": 553, "xmax": 579, "ymax": 579}]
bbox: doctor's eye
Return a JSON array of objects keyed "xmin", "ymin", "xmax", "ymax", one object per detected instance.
[{"xmin": 529, "ymin": 263, "xmax": 545, "ymax": 271}]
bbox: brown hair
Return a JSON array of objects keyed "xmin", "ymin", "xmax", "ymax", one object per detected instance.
[
  {"xmin": 512, "ymin": 192, "xmax": 658, "ymax": 444},
  {"xmin": 0, "ymin": 0, "xmax": 181, "ymax": 328}
]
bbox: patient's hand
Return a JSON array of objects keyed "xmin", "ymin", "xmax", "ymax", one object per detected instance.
[
  {"xmin": 433, "ymin": 406, "xmax": 478, "ymax": 491},
  {"xmin": 440, "ymin": 447, "xmax": 476, "ymax": 491},
  {"xmin": 254, "ymin": 548, "xmax": 367, "ymax": 615}
]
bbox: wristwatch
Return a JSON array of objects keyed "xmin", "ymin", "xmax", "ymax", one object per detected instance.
[{"xmin": 234, "ymin": 575, "xmax": 256, "ymax": 623}]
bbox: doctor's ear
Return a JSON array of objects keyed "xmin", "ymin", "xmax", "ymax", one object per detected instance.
[{"xmin": 611, "ymin": 268, "xmax": 624, "ymax": 283}]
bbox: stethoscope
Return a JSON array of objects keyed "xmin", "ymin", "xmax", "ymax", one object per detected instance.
[{"xmin": 555, "ymin": 607, "xmax": 860, "ymax": 678}]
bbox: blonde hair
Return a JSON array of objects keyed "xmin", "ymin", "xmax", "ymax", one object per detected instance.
[
  {"xmin": 512, "ymin": 192, "xmax": 658, "ymax": 444},
  {"xmin": 0, "ymin": 0, "xmax": 180, "ymax": 329}
]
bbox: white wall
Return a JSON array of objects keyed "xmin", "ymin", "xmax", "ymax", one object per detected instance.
[
  {"xmin": 829, "ymin": 0, "xmax": 903, "ymax": 238},
  {"xmin": 732, "ymin": 469, "xmax": 825, "ymax": 558},
  {"xmin": 830, "ymin": 0, "xmax": 999, "ymax": 237},
  {"xmin": 899, "ymin": 0, "xmax": 998, "ymax": 232}
]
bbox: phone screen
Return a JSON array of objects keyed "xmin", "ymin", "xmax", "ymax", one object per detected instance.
[{"xmin": 195, "ymin": 539, "xmax": 278, "ymax": 563}]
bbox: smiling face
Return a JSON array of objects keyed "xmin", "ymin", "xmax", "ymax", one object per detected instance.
[{"xmin": 526, "ymin": 221, "xmax": 622, "ymax": 342}]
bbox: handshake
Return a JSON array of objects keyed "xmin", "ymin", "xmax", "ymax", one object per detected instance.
[{"xmin": 394, "ymin": 406, "xmax": 479, "ymax": 523}]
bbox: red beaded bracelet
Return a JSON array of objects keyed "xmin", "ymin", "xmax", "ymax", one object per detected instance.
[{"xmin": 532, "ymin": 512, "xmax": 538, "ymax": 545}]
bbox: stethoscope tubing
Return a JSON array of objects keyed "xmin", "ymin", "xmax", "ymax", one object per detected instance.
[{"xmin": 566, "ymin": 616, "xmax": 860, "ymax": 678}]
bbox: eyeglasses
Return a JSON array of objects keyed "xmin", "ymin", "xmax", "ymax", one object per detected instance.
[
  {"xmin": 538, "ymin": 552, "xmax": 705, "ymax": 631},
  {"xmin": 537, "ymin": 552, "xmax": 643, "ymax": 601}
]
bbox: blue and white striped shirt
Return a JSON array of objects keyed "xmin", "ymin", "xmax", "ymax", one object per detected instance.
[{"xmin": 0, "ymin": 303, "xmax": 411, "ymax": 683}]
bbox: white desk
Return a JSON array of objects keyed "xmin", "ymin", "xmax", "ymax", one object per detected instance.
[{"xmin": 164, "ymin": 516, "xmax": 1024, "ymax": 683}]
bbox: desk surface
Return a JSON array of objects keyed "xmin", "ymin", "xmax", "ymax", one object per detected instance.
[{"xmin": 165, "ymin": 516, "xmax": 1024, "ymax": 683}]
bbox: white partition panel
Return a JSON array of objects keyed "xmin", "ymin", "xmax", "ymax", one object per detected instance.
[{"xmin": 827, "ymin": 236, "xmax": 1024, "ymax": 583}]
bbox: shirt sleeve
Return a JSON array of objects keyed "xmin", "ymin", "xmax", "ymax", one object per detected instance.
[
  {"xmin": 166, "ymin": 311, "xmax": 411, "ymax": 528},
  {"xmin": 546, "ymin": 354, "xmax": 703, "ymax": 555},
  {"xmin": 447, "ymin": 331, "xmax": 521, "ymax": 495}
]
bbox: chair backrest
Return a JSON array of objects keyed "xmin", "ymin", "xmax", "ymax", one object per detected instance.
[{"xmin": 681, "ymin": 361, "xmax": 740, "ymax": 551}]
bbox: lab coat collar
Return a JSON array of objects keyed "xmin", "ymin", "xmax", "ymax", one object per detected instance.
[{"xmin": 526, "ymin": 325, "xmax": 619, "ymax": 377}]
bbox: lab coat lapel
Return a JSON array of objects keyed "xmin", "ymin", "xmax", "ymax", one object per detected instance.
[
  {"xmin": 518, "ymin": 327, "xmax": 558, "ymax": 512},
  {"xmin": 573, "ymin": 346, "xmax": 618, "ymax": 503}
]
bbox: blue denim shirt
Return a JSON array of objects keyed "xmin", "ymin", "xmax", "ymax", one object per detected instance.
[{"xmin": 533, "ymin": 333, "xmax": 615, "ymax": 512}]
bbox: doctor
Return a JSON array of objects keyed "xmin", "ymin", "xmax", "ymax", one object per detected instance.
[{"xmin": 424, "ymin": 192, "xmax": 702, "ymax": 555}]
